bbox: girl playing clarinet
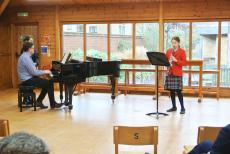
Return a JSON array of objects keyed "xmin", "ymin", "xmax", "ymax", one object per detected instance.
[{"xmin": 165, "ymin": 36, "xmax": 187, "ymax": 114}]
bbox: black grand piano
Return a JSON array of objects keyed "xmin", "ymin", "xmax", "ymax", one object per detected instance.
[{"xmin": 51, "ymin": 54, "xmax": 120, "ymax": 110}]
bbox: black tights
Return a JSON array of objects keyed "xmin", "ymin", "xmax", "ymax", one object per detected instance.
[{"xmin": 170, "ymin": 90, "xmax": 185, "ymax": 109}]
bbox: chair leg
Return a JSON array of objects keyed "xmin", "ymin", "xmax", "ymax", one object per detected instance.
[
  {"xmin": 18, "ymin": 92, "xmax": 23, "ymax": 112},
  {"xmin": 33, "ymin": 93, "xmax": 36, "ymax": 111}
]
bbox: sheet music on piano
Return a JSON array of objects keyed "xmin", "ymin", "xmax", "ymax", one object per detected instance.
[{"xmin": 61, "ymin": 52, "xmax": 72, "ymax": 64}]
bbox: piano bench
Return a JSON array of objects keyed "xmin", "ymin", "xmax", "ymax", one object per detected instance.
[{"xmin": 18, "ymin": 85, "xmax": 37, "ymax": 112}]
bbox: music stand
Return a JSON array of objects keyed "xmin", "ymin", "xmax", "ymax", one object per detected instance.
[{"xmin": 146, "ymin": 51, "xmax": 170, "ymax": 119}]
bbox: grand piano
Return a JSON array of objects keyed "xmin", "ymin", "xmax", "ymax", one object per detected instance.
[{"xmin": 51, "ymin": 55, "xmax": 120, "ymax": 110}]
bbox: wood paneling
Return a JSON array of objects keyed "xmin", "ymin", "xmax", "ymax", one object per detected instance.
[
  {"xmin": 0, "ymin": 22, "xmax": 11, "ymax": 89},
  {"xmin": 59, "ymin": 3, "xmax": 159, "ymax": 22},
  {"xmin": 9, "ymin": 0, "xmax": 206, "ymax": 6},
  {"xmin": 7, "ymin": 6, "xmax": 57, "ymax": 67},
  {"xmin": 163, "ymin": 0, "xmax": 230, "ymax": 20}
]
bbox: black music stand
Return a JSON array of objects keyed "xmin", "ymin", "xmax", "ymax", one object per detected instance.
[{"xmin": 146, "ymin": 52, "xmax": 170, "ymax": 119}]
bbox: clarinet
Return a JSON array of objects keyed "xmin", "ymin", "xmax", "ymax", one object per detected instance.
[{"xmin": 168, "ymin": 48, "xmax": 176, "ymax": 75}]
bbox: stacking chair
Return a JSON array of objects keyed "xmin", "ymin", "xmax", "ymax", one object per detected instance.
[
  {"xmin": 183, "ymin": 126, "xmax": 222, "ymax": 154},
  {"xmin": 0, "ymin": 119, "xmax": 10, "ymax": 137},
  {"xmin": 113, "ymin": 126, "xmax": 158, "ymax": 154}
]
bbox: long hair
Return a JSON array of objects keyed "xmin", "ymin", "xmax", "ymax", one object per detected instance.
[
  {"xmin": 171, "ymin": 36, "xmax": 180, "ymax": 43},
  {"xmin": 20, "ymin": 42, "xmax": 34, "ymax": 55},
  {"xmin": 171, "ymin": 36, "xmax": 180, "ymax": 48}
]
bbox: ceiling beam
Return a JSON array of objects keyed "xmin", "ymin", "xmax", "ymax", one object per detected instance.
[{"xmin": 0, "ymin": 0, "xmax": 10, "ymax": 16}]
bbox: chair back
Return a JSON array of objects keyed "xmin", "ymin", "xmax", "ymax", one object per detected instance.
[
  {"xmin": 0, "ymin": 119, "xmax": 10, "ymax": 137},
  {"xmin": 197, "ymin": 126, "xmax": 222, "ymax": 143},
  {"xmin": 113, "ymin": 126, "xmax": 158, "ymax": 154}
]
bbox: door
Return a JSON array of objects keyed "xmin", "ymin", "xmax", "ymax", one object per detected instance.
[
  {"xmin": 11, "ymin": 24, "xmax": 39, "ymax": 88},
  {"xmin": 0, "ymin": 23, "xmax": 11, "ymax": 89}
]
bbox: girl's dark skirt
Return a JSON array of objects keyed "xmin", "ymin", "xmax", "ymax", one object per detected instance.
[{"xmin": 164, "ymin": 75, "xmax": 183, "ymax": 91}]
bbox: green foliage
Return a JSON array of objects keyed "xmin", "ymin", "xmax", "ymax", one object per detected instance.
[
  {"xmin": 87, "ymin": 49, "xmax": 107, "ymax": 59},
  {"xmin": 117, "ymin": 40, "xmax": 132, "ymax": 52},
  {"xmin": 70, "ymin": 48, "xmax": 84, "ymax": 60},
  {"xmin": 136, "ymin": 23, "xmax": 159, "ymax": 51},
  {"xmin": 164, "ymin": 23, "xmax": 189, "ymax": 54}
]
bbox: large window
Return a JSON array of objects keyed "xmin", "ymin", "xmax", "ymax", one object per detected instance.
[
  {"xmin": 111, "ymin": 24, "xmax": 133, "ymax": 83},
  {"xmin": 63, "ymin": 24, "xmax": 84, "ymax": 60},
  {"xmin": 164, "ymin": 22, "xmax": 189, "ymax": 86},
  {"xmin": 164, "ymin": 22, "xmax": 189, "ymax": 57},
  {"xmin": 86, "ymin": 24, "xmax": 108, "ymax": 83},
  {"xmin": 62, "ymin": 21, "xmax": 230, "ymax": 89},
  {"xmin": 135, "ymin": 23, "xmax": 159, "ymax": 84},
  {"xmin": 110, "ymin": 24, "xmax": 133, "ymax": 60},
  {"xmin": 221, "ymin": 22, "xmax": 230, "ymax": 87},
  {"xmin": 136, "ymin": 23, "xmax": 159, "ymax": 59},
  {"xmin": 192, "ymin": 22, "xmax": 218, "ymax": 87}
]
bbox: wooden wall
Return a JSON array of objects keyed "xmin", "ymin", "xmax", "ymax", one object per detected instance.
[
  {"xmin": 2, "ymin": 0, "xmax": 230, "ymax": 95},
  {"xmin": 163, "ymin": 0, "xmax": 230, "ymax": 20},
  {"xmin": 58, "ymin": 0, "xmax": 230, "ymax": 22},
  {"xmin": 6, "ymin": 6, "xmax": 57, "ymax": 67},
  {"xmin": 59, "ymin": 3, "xmax": 159, "ymax": 22},
  {"xmin": 0, "ymin": 21, "xmax": 11, "ymax": 89}
]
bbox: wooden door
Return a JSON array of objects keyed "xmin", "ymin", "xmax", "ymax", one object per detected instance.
[
  {"xmin": 0, "ymin": 23, "xmax": 11, "ymax": 89},
  {"xmin": 11, "ymin": 24, "xmax": 38, "ymax": 88}
]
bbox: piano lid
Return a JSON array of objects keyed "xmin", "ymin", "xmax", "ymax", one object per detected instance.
[{"xmin": 86, "ymin": 56, "xmax": 102, "ymax": 62}]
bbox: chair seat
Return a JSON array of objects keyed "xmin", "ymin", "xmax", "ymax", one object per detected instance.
[
  {"xmin": 19, "ymin": 85, "xmax": 34, "ymax": 92},
  {"xmin": 18, "ymin": 85, "xmax": 36, "ymax": 112},
  {"xmin": 183, "ymin": 145, "xmax": 195, "ymax": 154}
]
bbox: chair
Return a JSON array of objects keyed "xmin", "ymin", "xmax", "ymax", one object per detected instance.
[
  {"xmin": 18, "ymin": 85, "xmax": 37, "ymax": 112},
  {"xmin": 0, "ymin": 119, "xmax": 10, "ymax": 137},
  {"xmin": 183, "ymin": 126, "xmax": 222, "ymax": 154},
  {"xmin": 113, "ymin": 126, "xmax": 158, "ymax": 154}
]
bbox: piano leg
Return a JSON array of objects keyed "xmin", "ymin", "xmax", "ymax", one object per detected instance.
[
  {"xmin": 110, "ymin": 76, "xmax": 116, "ymax": 103},
  {"xmin": 59, "ymin": 83, "xmax": 64, "ymax": 103},
  {"xmin": 67, "ymin": 83, "xmax": 74, "ymax": 110},
  {"xmin": 64, "ymin": 84, "xmax": 69, "ymax": 106}
]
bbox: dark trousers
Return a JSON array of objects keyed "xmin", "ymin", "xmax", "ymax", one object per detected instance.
[
  {"xmin": 188, "ymin": 140, "xmax": 213, "ymax": 154},
  {"xmin": 170, "ymin": 90, "xmax": 185, "ymax": 109},
  {"xmin": 22, "ymin": 77, "xmax": 56, "ymax": 107}
]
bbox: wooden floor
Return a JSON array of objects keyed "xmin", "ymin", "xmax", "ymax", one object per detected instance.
[{"xmin": 0, "ymin": 89, "xmax": 230, "ymax": 154}]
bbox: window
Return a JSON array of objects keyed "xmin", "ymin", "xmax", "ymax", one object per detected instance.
[
  {"xmin": 77, "ymin": 25, "xmax": 83, "ymax": 33},
  {"xmin": 66, "ymin": 25, "xmax": 74, "ymax": 32},
  {"xmin": 136, "ymin": 23, "xmax": 159, "ymax": 59},
  {"xmin": 164, "ymin": 22, "xmax": 189, "ymax": 86},
  {"xmin": 63, "ymin": 24, "xmax": 84, "ymax": 60},
  {"xmin": 119, "ymin": 25, "xmax": 126, "ymax": 35},
  {"xmin": 221, "ymin": 22, "xmax": 230, "ymax": 87},
  {"xmin": 89, "ymin": 26, "xmax": 97, "ymax": 33},
  {"xmin": 111, "ymin": 24, "xmax": 132, "ymax": 60},
  {"xmin": 86, "ymin": 24, "xmax": 108, "ymax": 83},
  {"xmin": 192, "ymin": 22, "xmax": 218, "ymax": 87},
  {"xmin": 111, "ymin": 24, "xmax": 133, "ymax": 83},
  {"xmin": 135, "ymin": 23, "xmax": 159, "ymax": 84},
  {"xmin": 164, "ymin": 22, "xmax": 189, "ymax": 58}
]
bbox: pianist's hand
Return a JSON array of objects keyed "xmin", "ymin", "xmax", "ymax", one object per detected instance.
[{"xmin": 43, "ymin": 70, "xmax": 52, "ymax": 74}]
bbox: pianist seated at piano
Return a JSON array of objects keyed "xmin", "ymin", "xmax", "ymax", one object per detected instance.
[{"xmin": 17, "ymin": 42, "xmax": 63, "ymax": 109}]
